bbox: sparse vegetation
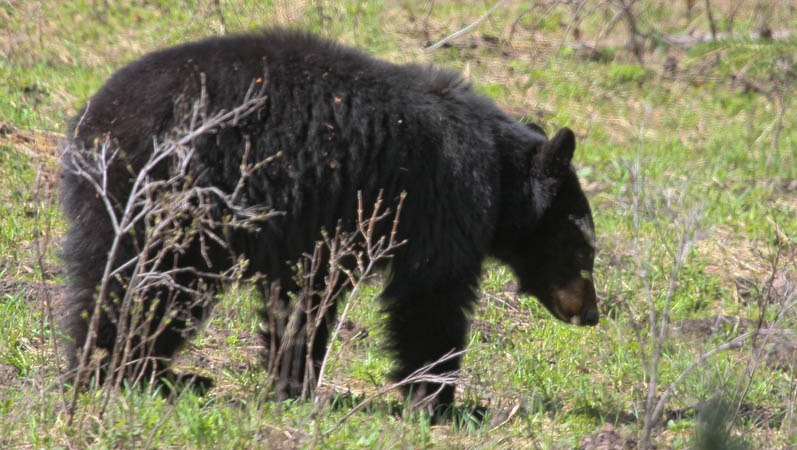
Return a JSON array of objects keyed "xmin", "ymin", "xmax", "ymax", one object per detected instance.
[{"xmin": 0, "ymin": 1, "xmax": 794, "ymax": 448}]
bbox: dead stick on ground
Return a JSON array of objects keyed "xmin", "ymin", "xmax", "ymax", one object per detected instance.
[
  {"xmin": 424, "ymin": 0, "xmax": 508, "ymax": 52},
  {"xmin": 649, "ymin": 328, "xmax": 792, "ymax": 428},
  {"xmin": 323, "ymin": 348, "xmax": 468, "ymax": 434}
]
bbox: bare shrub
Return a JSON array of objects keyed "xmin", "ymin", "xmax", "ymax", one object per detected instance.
[
  {"xmin": 626, "ymin": 150, "xmax": 705, "ymax": 449},
  {"xmin": 627, "ymin": 122, "xmax": 796, "ymax": 449},
  {"xmin": 258, "ymin": 190, "xmax": 406, "ymax": 401},
  {"xmin": 60, "ymin": 74, "xmax": 276, "ymax": 423}
]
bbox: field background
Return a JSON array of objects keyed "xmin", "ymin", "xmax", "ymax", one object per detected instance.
[{"xmin": 1, "ymin": 0, "xmax": 795, "ymax": 448}]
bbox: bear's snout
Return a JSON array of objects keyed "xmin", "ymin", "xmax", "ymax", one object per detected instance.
[{"xmin": 553, "ymin": 276, "xmax": 599, "ymax": 326}]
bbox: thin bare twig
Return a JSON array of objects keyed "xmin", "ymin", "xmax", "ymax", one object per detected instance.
[
  {"xmin": 649, "ymin": 328, "xmax": 793, "ymax": 428},
  {"xmin": 556, "ymin": 0, "xmax": 589, "ymax": 57},
  {"xmin": 424, "ymin": 0, "xmax": 508, "ymax": 52},
  {"xmin": 324, "ymin": 348, "xmax": 468, "ymax": 434},
  {"xmin": 704, "ymin": 0, "xmax": 717, "ymax": 41}
]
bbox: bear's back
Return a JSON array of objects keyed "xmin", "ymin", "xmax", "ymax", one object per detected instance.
[{"xmin": 66, "ymin": 30, "xmax": 510, "ymax": 277}]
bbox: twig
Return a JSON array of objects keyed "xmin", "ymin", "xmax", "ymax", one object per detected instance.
[
  {"xmin": 556, "ymin": 0, "xmax": 589, "ymax": 58},
  {"xmin": 725, "ymin": 0, "xmax": 745, "ymax": 33},
  {"xmin": 212, "ymin": 0, "xmax": 227, "ymax": 34},
  {"xmin": 424, "ymin": 0, "xmax": 508, "ymax": 52},
  {"xmin": 324, "ymin": 348, "xmax": 467, "ymax": 434},
  {"xmin": 649, "ymin": 328, "xmax": 792, "ymax": 429},
  {"xmin": 422, "ymin": 0, "xmax": 435, "ymax": 42},
  {"xmin": 703, "ymin": 0, "xmax": 717, "ymax": 41},
  {"xmin": 31, "ymin": 162, "xmax": 70, "ymax": 420},
  {"xmin": 614, "ymin": 0, "xmax": 644, "ymax": 64}
]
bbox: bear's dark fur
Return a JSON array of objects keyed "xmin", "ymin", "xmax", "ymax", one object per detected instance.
[{"xmin": 61, "ymin": 30, "xmax": 598, "ymax": 407}]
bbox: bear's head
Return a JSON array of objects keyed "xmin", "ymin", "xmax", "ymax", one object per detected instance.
[{"xmin": 497, "ymin": 127, "xmax": 599, "ymax": 326}]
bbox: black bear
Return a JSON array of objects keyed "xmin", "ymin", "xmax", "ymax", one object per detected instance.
[{"xmin": 60, "ymin": 30, "xmax": 598, "ymax": 408}]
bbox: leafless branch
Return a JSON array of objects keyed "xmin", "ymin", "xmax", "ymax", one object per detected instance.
[
  {"xmin": 704, "ymin": 0, "xmax": 717, "ymax": 40},
  {"xmin": 315, "ymin": 191, "xmax": 407, "ymax": 392},
  {"xmin": 650, "ymin": 328, "xmax": 793, "ymax": 440},
  {"xmin": 63, "ymin": 71, "xmax": 273, "ymax": 426},
  {"xmin": 324, "ymin": 348, "xmax": 467, "ymax": 434},
  {"xmin": 424, "ymin": 0, "xmax": 508, "ymax": 52},
  {"xmin": 627, "ymin": 111, "xmax": 707, "ymax": 449},
  {"xmin": 556, "ymin": 0, "xmax": 589, "ymax": 56}
]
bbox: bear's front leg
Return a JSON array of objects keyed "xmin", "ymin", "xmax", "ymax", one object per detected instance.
[{"xmin": 383, "ymin": 277, "xmax": 477, "ymax": 414}]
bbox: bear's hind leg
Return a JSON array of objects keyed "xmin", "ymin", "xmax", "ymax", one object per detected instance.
[
  {"xmin": 62, "ymin": 244, "xmax": 221, "ymax": 391},
  {"xmin": 133, "ymin": 277, "xmax": 219, "ymax": 392}
]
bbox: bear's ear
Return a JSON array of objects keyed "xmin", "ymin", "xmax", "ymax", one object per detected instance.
[
  {"xmin": 525, "ymin": 122, "xmax": 548, "ymax": 139},
  {"xmin": 535, "ymin": 127, "xmax": 575, "ymax": 177}
]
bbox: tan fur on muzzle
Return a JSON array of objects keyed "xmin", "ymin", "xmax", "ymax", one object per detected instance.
[{"xmin": 552, "ymin": 275, "xmax": 597, "ymax": 321}]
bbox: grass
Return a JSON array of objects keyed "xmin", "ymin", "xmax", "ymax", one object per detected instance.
[{"xmin": 1, "ymin": 0, "xmax": 795, "ymax": 448}]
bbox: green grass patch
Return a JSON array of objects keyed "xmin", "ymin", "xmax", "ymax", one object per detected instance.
[{"xmin": 0, "ymin": 1, "xmax": 795, "ymax": 448}]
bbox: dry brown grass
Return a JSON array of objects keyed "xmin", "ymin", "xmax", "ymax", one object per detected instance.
[{"xmin": 698, "ymin": 224, "xmax": 796, "ymax": 301}]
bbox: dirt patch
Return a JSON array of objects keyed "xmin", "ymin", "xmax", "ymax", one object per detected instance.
[
  {"xmin": 697, "ymin": 225, "xmax": 795, "ymax": 304},
  {"xmin": 336, "ymin": 318, "xmax": 369, "ymax": 345},
  {"xmin": 671, "ymin": 315, "xmax": 754, "ymax": 339},
  {"xmin": 3, "ymin": 255, "xmax": 63, "ymax": 282},
  {"xmin": 671, "ymin": 314, "xmax": 796, "ymax": 373},
  {"xmin": 697, "ymin": 226, "xmax": 764, "ymax": 286},
  {"xmin": 0, "ymin": 278, "xmax": 64, "ymax": 314},
  {"xmin": 0, "ymin": 278, "xmax": 61, "ymax": 301},
  {"xmin": 737, "ymin": 403, "xmax": 786, "ymax": 429},
  {"xmin": 0, "ymin": 124, "xmax": 66, "ymax": 281},
  {"xmin": 0, "ymin": 121, "xmax": 61, "ymax": 160},
  {"xmin": 0, "ymin": 363, "xmax": 20, "ymax": 384},
  {"xmin": 179, "ymin": 327, "xmax": 262, "ymax": 374},
  {"xmin": 470, "ymin": 317, "xmax": 502, "ymax": 343},
  {"xmin": 763, "ymin": 334, "xmax": 796, "ymax": 373},
  {"xmin": 677, "ymin": 400, "xmax": 787, "ymax": 429},
  {"xmin": 0, "ymin": 122, "xmax": 62, "ymax": 220},
  {"xmin": 600, "ymin": 292, "xmax": 631, "ymax": 320},
  {"xmin": 579, "ymin": 424, "xmax": 637, "ymax": 450},
  {"xmin": 12, "ymin": 235, "xmax": 64, "ymax": 280},
  {"xmin": 474, "ymin": 288, "xmax": 536, "ymax": 345}
]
